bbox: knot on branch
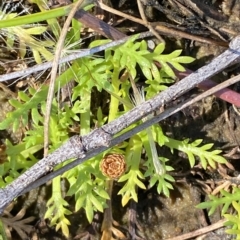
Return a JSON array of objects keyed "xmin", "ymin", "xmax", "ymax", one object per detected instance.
[{"xmin": 82, "ymin": 128, "xmax": 112, "ymax": 151}]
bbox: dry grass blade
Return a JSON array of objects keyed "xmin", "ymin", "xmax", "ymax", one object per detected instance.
[{"xmin": 44, "ymin": 0, "xmax": 92, "ymax": 156}]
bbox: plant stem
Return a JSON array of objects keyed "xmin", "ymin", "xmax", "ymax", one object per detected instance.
[
  {"xmin": 80, "ymin": 88, "xmax": 91, "ymax": 135},
  {"xmin": 130, "ymin": 78, "xmax": 165, "ymax": 175},
  {"xmin": 100, "ymin": 73, "xmax": 120, "ymax": 237},
  {"xmin": 101, "ymin": 179, "xmax": 113, "ymax": 240},
  {"xmin": 0, "ymin": 218, "xmax": 8, "ymax": 240},
  {"xmin": 108, "ymin": 69, "xmax": 121, "ymax": 122}
]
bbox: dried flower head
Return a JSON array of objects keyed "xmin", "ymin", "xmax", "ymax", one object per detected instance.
[{"xmin": 100, "ymin": 153, "xmax": 126, "ymax": 179}]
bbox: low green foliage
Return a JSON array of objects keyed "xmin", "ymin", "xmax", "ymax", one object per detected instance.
[
  {"xmin": 197, "ymin": 187, "xmax": 240, "ymax": 239},
  {"xmin": 225, "ymin": 201, "xmax": 240, "ymax": 238},
  {"xmin": 0, "ymin": 2, "xmax": 230, "ymax": 238},
  {"xmin": 0, "ymin": 36, "xmax": 228, "ymax": 237}
]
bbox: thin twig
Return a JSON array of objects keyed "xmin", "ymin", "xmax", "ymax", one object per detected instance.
[
  {"xmin": 165, "ymin": 219, "xmax": 227, "ymax": 240},
  {"xmin": 0, "ymin": 32, "xmax": 152, "ymax": 83},
  {"xmin": 58, "ymin": 0, "xmax": 126, "ymax": 39},
  {"xmin": 98, "ymin": 2, "xmax": 228, "ymax": 47},
  {"xmin": 175, "ymin": 68, "xmax": 240, "ymax": 107},
  {"xmin": 136, "ymin": 0, "xmax": 165, "ymax": 42},
  {"xmin": 0, "ymin": 83, "xmax": 17, "ymax": 98}
]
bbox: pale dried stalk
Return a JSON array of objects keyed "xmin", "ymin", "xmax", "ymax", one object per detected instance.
[{"xmin": 44, "ymin": 0, "xmax": 94, "ymax": 156}]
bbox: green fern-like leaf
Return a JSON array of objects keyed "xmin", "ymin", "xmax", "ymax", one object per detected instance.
[
  {"xmin": 118, "ymin": 168, "xmax": 146, "ymax": 206},
  {"xmin": 64, "ymin": 160, "xmax": 109, "ymax": 223},
  {"xmin": 165, "ymin": 138, "xmax": 227, "ymax": 168},
  {"xmin": 118, "ymin": 135, "xmax": 145, "ymax": 206},
  {"xmin": 197, "ymin": 188, "xmax": 240, "ymax": 216},
  {"xmin": 224, "ymin": 201, "xmax": 240, "ymax": 239},
  {"xmin": 144, "ymin": 157, "xmax": 175, "ymax": 197},
  {"xmin": 0, "ymin": 65, "xmax": 76, "ymax": 132},
  {"xmin": 45, "ymin": 176, "xmax": 72, "ymax": 238}
]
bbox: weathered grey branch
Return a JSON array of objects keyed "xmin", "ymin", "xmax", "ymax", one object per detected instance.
[
  {"xmin": 24, "ymin": 71, "xmax": 240, "ymax": 194},
  {"xmin": 0, "ymin": 35, "xmax": 240, "ymax": 214},
  {"xmin": 0, "ymin": 32, "xmax": 152, "ymax": 83}
]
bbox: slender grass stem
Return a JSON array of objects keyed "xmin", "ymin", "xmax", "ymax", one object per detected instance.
[{"xmin": 0, "ymin": 4, "xmax": 75, "ymax": 28}]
